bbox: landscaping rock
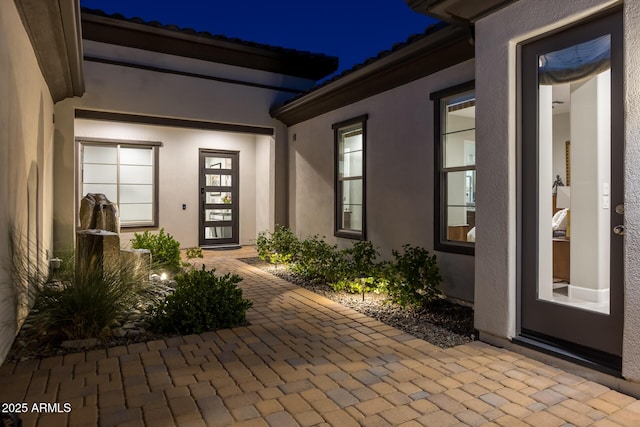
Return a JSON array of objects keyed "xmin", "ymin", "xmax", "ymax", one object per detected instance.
[
  {"xmin": 61, "ymin": 338, "xmax": 98, "ymax": 349},
  {"xmin": 79, "ymin": 193, "xmax": 120, "ymax": 232}
]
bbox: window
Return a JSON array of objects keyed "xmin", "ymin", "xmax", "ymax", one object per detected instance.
[
  {"xmin": 79, "ymin": 140, "xmax": 160, "ymax": 227},
  {"xmin": 431, "ymin": 82, "xmax": 475, "ymax": 254},
  {"xmin": 333, "ymin": 115, "xmax": 367, "ymax": 239}
]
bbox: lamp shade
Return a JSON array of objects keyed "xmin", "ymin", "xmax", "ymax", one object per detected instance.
[{"xmin": 556, "ymin": 186, "xmax": 571, "ymax": 209}]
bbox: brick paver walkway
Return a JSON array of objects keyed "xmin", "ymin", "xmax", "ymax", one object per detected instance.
[{"xmin": 1, "ymin": 247, "xmax": 640, "ymax": 426}]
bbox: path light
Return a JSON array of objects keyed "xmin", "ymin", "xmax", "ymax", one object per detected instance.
[{"xmin": 161, "ymin": 272, "xmax": 167, "ymax": 281}]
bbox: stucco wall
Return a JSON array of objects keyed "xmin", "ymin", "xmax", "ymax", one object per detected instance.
[
  {"xmin": 475, "ymin": 0, "xmax": 640, "ymax": 380},
  {"xmin": 0, "ymin": 1, "xmax": 56, "ymax": 363},
  {"xmin": 74, "ymin": 119, "xmax": 270, "ymax": 248},
  {"xmin": 288, "ymin": 60, "xmax": 476, "ymax": 302},
  {"xmin": 54, "ymin": 41, "xmax": 299, "ymax": 250},
  {"xmin": 623, "ymin": 0, "xmax": 640, "ymax": 382}
]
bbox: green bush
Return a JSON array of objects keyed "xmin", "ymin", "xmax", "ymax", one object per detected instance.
[
  {"xmin": 384, "ymin": 244, "xmax": 443, "ymax": 308},
  {"xmin": 183, "ymin": 247, "xmax": 204, "ymax": 269},
  {"xmin": 328, "ymin": 241, "xmax": 386, "ymax": 294},
  {"xmin": 148, "ymin": 267, "xmax": 252, "ymax": 335},
  {"xmin": 290, "ymin": 235, "xmax": 344, "ymax": 283},
  {"xmin": 131, "ymin": 228, "xmax": 181, "ymax": 272},
  {"xmin": 256, "ymin": 225, "xmax": 301, "ymax": 265},
  {"xmin": 330, "ymin": 276, "xmax": 384, "ymax": 294},
  {"xmin": 343, "ymin": 241, "xmax": 381, "ymax": 279}
]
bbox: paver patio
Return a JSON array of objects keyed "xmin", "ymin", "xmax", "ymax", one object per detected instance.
[{"xmin": 1, "ymin": 247, "xmax": 640, "ymax": 426}]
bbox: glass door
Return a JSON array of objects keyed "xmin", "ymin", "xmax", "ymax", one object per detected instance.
[
  {"xmin": 199, "ymin": 150, "xmax": 239, "ymax": 246},
  {"xmin": 520, "ymin": 9, "xmax": 623, "ymax": 367}
]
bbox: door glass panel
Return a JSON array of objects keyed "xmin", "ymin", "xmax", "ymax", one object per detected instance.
[
  {"xmin": 537, "ymin": 35, "xmax": 611, "ymax": 314},
  {"xmin": 206, "ymin": 209, "xmax": 232, "ymax": 221},
  {"xmin": 206, "ymin": 192, "xmax": 232, "ymax": 204},
  {"xmin": 205, "ymin": 226, "xmax": 232, "ymax": 239},
  {"xmin": 205, "ymin": 157, "xmax": 232, "ymax": 169},
  {"xmin": 206, "ymin": 174, "xmax": 232, "ymax": 187}
]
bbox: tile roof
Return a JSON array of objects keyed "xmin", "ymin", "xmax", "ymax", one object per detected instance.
[
  {"xmin": 279, "ymin": 22, "xmax": 451, "ymax": 105},
  {"xmin": 270, "ymin": 22, "xmax": 475, "ymax": 125},
  {"xmin": 81, "ymin": 8, "xmax": 338, "ymax": 80}
]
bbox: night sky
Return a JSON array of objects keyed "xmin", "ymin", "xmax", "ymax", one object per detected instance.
[{"xmin": 79, "ymin": 0, "xmax": 438, "ymax": 80}]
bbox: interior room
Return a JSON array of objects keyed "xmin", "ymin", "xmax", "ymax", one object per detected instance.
[{"xmin": 540, "ymin": 35, "xmax": 612, "ymax": 314}]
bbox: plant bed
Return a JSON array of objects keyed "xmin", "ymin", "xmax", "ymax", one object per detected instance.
[
  {"xmin": 240, "ymin": 257, "xmax": 476, "ymax": 349},
  {"xmin": 5, "ymin": 274, "xmax": 177, "ymax": 362}
]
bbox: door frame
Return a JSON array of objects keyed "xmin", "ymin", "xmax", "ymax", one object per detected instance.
[
  {"xmin": 198, "ymin": 149, "xmax": 240, "ymax": 247},
  {"xmin": 517, "ymin": 8, "xmax": 624, "ymax": 372}
]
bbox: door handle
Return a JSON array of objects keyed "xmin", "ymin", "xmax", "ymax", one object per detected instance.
[{"xmin": 613, "ymin": 225, "xmax": 624, "ymax": 236}]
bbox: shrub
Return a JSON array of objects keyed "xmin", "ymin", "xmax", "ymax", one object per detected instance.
[
  {"xmin": 148, "ymin": 267, "xmax": 252, "ymax": 335},
  {"xmin": 328, "ymin": 241, "xmax": 385, "ymax": 294},
  {"xmin": 343, "ymin": 240, "xmax": 381, "ymax": 279},
  {"xmin": 384, "ymin": 244, "xmax": 442, "ymax": 308},
  {"xmin": 131, "ymin": 228, "xmax": 181, "ymax": 272},
  {"xmin": 290, "ymin": 235, "xmax": 344, "ymax": 283},
  {"xmin": 329, "ymin": 276, "xmax": 384, "ymax": 294},
  {"xmin": 29, "ymin": 261, "xmax": 147, "ymax": 341},
  {"xmin": 183, "ymin": 247, "xmax": 204, "ymax": 269},
  {"xmin": 256, "ymin": 225, "xmax": 301, "ymax": 265}
]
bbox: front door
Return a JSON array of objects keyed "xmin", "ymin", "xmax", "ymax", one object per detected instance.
[
  {"xmin": 520, "ymin": 9, "xmax": 623, "ymax": 369},
  {"xmin": 199, "ymin": 150, "xmax": 239, "ymax": 247}
]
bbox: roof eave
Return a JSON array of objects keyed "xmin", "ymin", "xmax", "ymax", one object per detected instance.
[
  {"xmin": 15, "ymin": 0, "xmax": 85, "ymax": 102},
  {"xmin": 270, "ymin": 25, "xmax": 474, "ymax": 126},
  {"xmin": 81, "ymin": 10, "xmax": 337, "ymax": 81},
  {"xmin": 405, "ymin": 0, "xmax": 519, "ymax": 26}
]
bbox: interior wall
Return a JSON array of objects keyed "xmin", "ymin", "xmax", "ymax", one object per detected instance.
[
  {"xmin": 570, "ymin": 73, "xmax": 611, "ymax": 294},
  {"xmin": 0, "ymin": 1, "xmax": 56, "ymax": 363},
  {"xmin": 75, "ymin": 119, "xmax": 270, "ymax": 247},
  {"xmin": 553, "ymin": 112, "xmax": 570, "ymax": 184},
  {"xmin": 288, "ymin": 59, "xmax": 476, "ymax": 302}
]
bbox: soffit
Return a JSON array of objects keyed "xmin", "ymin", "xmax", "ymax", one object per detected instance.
[
  {"xmin": 270, "ymin": 24, "xmax": 474, "ymax": 126},
  {"xmin": 14, "ymin": 0, "xmax": 85, "ymax": 102},
  {"xmin": 81, "ymin": 9, "xmax": 338, "ymax": 81},
  {"xmin": 405, "ymin": 0, "xmax": 519, "ymax": 26}
]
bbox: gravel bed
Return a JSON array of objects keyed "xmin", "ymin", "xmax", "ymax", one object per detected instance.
[{"xmin": 240, "ymin": 257, "xmax": 476, "ymax": 349}]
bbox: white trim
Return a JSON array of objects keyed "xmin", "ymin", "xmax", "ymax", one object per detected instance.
[{"xmin": 568, "ymin": 285, "xmax": 610, "ymax": 303}]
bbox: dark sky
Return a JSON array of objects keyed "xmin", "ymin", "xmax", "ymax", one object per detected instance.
[{"xmin": 80, "ymin": 0, "xmax": 438, "ymax": 80}]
